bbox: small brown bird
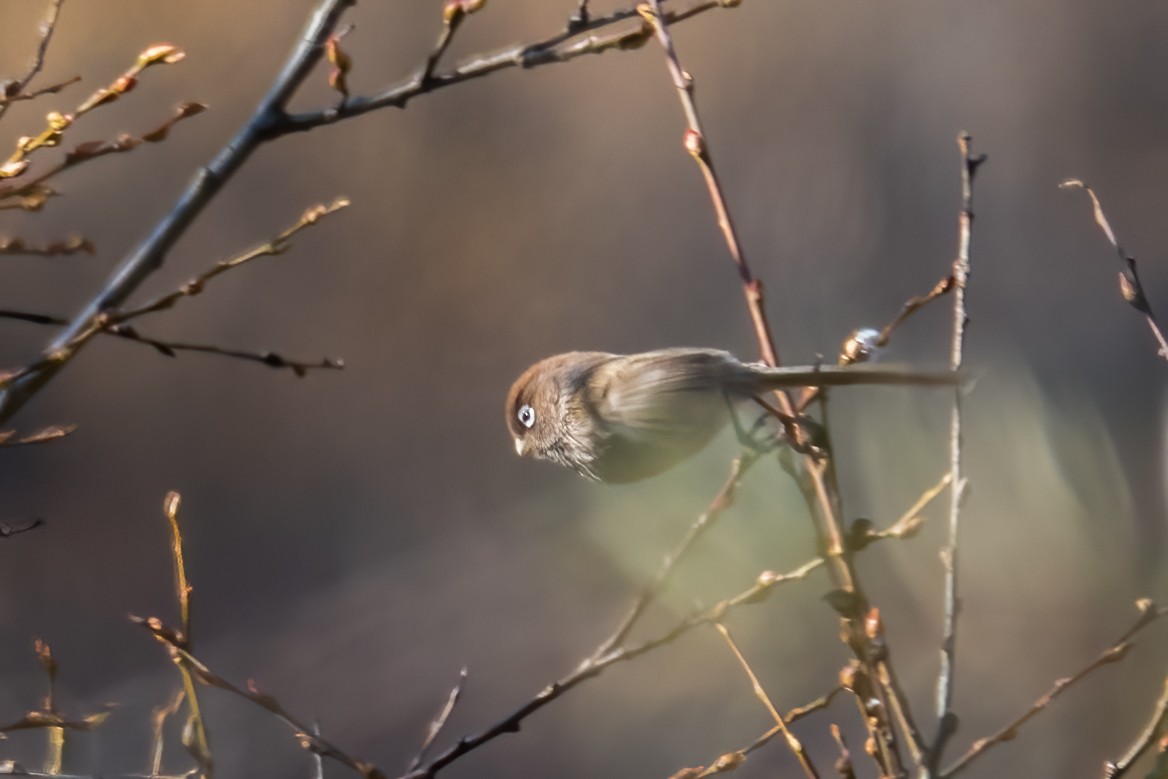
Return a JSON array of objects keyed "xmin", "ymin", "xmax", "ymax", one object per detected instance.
[{"xmin": 506, "ymin": 348, "xmax": 959, "ymax": 483}]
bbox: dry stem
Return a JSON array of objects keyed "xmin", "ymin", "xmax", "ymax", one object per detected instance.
[
  {"xmin": 931, "ymin": 133, "xmax": 984, "ymax": 769},
  {"xmin": 941, "ymin": 600, "xmax": 1168, "ymax": 778}
]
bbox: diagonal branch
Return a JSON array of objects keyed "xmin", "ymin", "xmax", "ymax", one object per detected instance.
[
  {"xmin": 941, "ymin": 600, "xmax": 1168, "ymax": 778},
  {"xmin": 0, "ymin": 0, "xmax": 732, "ymax": 426}
]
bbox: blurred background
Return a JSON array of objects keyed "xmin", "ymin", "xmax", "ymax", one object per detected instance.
[{"xmin": 0, "ymin": 0, "xmax": 1166, "ymax": 776}]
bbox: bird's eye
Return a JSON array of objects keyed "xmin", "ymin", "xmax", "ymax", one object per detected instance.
[{"xmin": 517, "ymin": 404, "xmax": 535, "ymax": 429}]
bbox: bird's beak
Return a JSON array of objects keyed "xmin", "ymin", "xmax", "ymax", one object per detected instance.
[{"xmin": 514, "ymin": 437, "xmax": 527, "ymax": 457}]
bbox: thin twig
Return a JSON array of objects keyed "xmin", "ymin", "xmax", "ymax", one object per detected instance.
[
  {"xmin": 403, "ymin": 559, "xmax": 825, "ymax": 779},
  {"xmin": 149, "ymin": 688, "xmax": 186, "ymax": 778},
  {"xmin": 0, "ymin": 309, "xmax": 342, "ymax": 377},
  {"xmin": 639, "ymin": 1, "xmax": 914, "ymax": 774},
  {"xmin": 0, "ymin": 424, "xmax": 75, "ymax": 447},
  {"xmin": 275, "ymin": 0, "xmax": 736, "ymax": 135},
  {"xmin": 0, "ymin": 518, "xmax": 44, "ymax": 538},
  {"xmin": 161, "ymin": 493, "xmax": 213, "ymax": 779},
  {"xmin": 406, "ymin": 668, "xmax": 468, "ymax": 773},
  {"xmin": 131, "ymin": 616, "xmax": 384, "ymax": 779},
  {"xmin": 932, "ymin": 132, "xmax": 984, "ymax": 769},
  {"xmin": 666, "ymin": 688, "xmax": 842, "ymax": 779},
  {"xmin": 1059, "ymin": 178, "xmax": 1168, "ymax": 360},
  {"xmin": 940, "ymin": 600, "xmax": 1168, "ymax": 778},
  {"xmin": 1103, "ymin": 674, "xmax": 1168, "ymax": 777},
  {"xmin": 831, "ymin": 724, "xmax": 856, "ymax": 779},
  {"xmin": 591, "ymin": 451, "xmax": 759, "ymax": 659},
  {"xmin": 0, "ymin": 236, "xmax": 93, "ymax": 257},
  {"xmin": 714, "ymin": 622, "xmax": 819, "ymax": 779},
  {"xmin": 0, "ymin": 102, "xmax": 205, "ymax": 203},
  {"xmin": 0, "ymin": 0, "xmax": 65, "ymax": 122},
  {"xmin": 0, "ymin": 75, "xmax": 80, "ymax": 108},
  {"xmin": 112, "ymin": 198, "xmax": 350, "ymax": 322}
]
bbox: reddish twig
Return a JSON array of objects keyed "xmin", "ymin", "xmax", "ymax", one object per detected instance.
[{"xmin": 1059, "ymin": 178, "xmax": 1168, "ymax": 360}]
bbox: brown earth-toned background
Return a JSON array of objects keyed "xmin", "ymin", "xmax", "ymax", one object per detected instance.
[{"xmin": 1, "ymin": 1, "xmax": 1166, "ymax": 777}]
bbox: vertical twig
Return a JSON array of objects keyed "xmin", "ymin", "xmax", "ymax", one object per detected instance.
[
  {"xmin": 164, "ymin": 492, "xmax": 213, "ymax": 778},
  {"xmin": 34, "ymin": 640, "xmax": 63, "ymax": 774},
  {"xmin": 933, "ymin": 133, "xmax": 983, "ymax": 769},
  {"xmin": 149, "ymin": 688, "xmax": 186, "ymax": 778},
  {"xmin": 638, "ymin": 3, "xmax": 912, "ymax": 775}
]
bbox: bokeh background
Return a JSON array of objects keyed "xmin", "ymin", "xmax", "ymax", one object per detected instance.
[{"xmin": 1, "ymin": 1, "xmax": 1167, "ymax": 776}]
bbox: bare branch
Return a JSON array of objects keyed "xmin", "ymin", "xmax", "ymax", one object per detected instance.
[
  {"xmin": 666, "ymin": 688, "xmax": 843, "ymax": 779},
  {"xmin": 0, "ymin": 518, "xmax": 44, "ymax": 538},
  {"xmin": 0, "ymin": 424, "xmax": 75, "ymax": 447},
  {"xmin": 406, "ymin": 668, "xmax": 468, "ymax": 774},
  {"xmin": 1059, "ymin": 178, "xmax": 1168, "ymax": 360},
  {"xmin": 592, "ymin": 451, "xmax": 759, "ymax": 659},
  {"xmin": 0, "ymin": 0, "xmax": 66, "ymax": 121},
  {"xmin": 131, "ymin": 615, "xmax": 384, "ymax": 779},
  {"xmin": 113, "ymin": 197, "xmax": 349, "ymax": 321},
  {"xmin": 941, "ymin": 600, "xmax": 1168, "ymax": 778},
  {"xmin": 1104, "ymin": 674, "xmax": 1168, "ymax": 777},
  {"xmin": 931, "ymin": 133, "xmax": 984, "ymax": 768},
  {"xmin": 160, "ymin": 493, "xmax": 212, "ymax": 779},
  {"xmin": 0, "ymin": 309, "xmax": 343, "ymax": 377},
  {"xmin": 0, "ymin": 76, "xmax": 81, "ymax": 108},
  {"xmin": 714, "ymin": 622, "xmax": 820, "ymax": 779},
  {"xmin": 0, "ymin": 236, "xmax": 94, "ymax": 258}
]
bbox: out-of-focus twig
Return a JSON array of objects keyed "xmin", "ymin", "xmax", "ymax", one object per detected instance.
[
  {"xmin": 931, "ymin": 132, "xmax": 984, "ymax": 771},
  {"xmin": 0, "ymin": 424, "xmax": 74, "ymax": 447},
  {"xmin": 0, "ymin": 0, "xmax": 66, "ymax": 121},
  {"xmin": 0, "ymin": 76, "xmax": 80, "ymax": 108},
  {"xmin": 0, "ymin": 236, "xmax": 94, "ymax": 258},
  {"xmin": 714, "ymin": 622, "xmax": 819, "ymax": 779},
  {"xmin": 941, "ymin": 599, "xmax": 1168, "ymax": 778},
  {"xmin": 149, "ymin": 688, "xmax": 186, "ymax": 779},
  {"xmin": 113, "ymin": 197, "xmax": 349, "ymax": 321},
  {"xmin": 403, "ymin": 559, "xmax": 825, "ymax": 779},
  {"xmin": 591, "ymin": 451, "xmax": 759, "ymax": 659},
  {"xmin": 1059, "ymin": 178, "xmax": 1168, "ymax": 360},
  {"xmin": 132, "ymin": 615, "xmax": 384, "ymax": 779},
  {"xmin": 831, "ymin": 724, "xmax": 856, "ymax": 779},
  {"xmin": 1103, "ymin": 674, "xmax": 1168, "ymax": 778},
  {"xmin": 666, "ymin": 688, "xmax": 843, "ymax": 779},
  {"xmin": 160, "ymin": 492, "xmax": 212, "ymax": 779},
  {"xmin": 406, "ymin": 668, "xmax": 468, "ymax": 774},
  {"xmin": 0, "ymin": 518, "xmax": 44, "ymax": 538}
]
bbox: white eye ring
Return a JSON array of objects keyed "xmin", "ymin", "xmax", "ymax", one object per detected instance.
[{"xmin": 517, "ymin": 404, "xmax": 535, "ymax": 429}]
